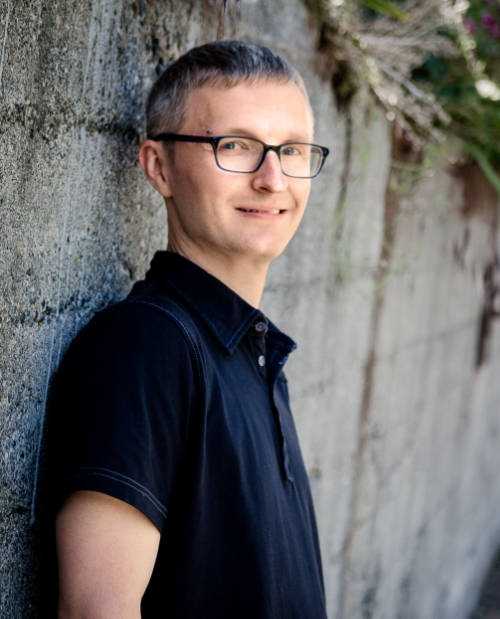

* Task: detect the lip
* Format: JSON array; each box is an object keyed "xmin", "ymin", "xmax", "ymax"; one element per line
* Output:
[{"xmin": 235, "ymin": 207, "xmax": 287, "ymax": 218}]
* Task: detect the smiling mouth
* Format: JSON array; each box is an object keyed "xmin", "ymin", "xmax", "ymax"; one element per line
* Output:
[{"xmin": 236, "ymin": 208, "xmax": 286, "ymax": 214}]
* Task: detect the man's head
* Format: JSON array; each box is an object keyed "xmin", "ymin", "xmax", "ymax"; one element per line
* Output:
[{"xmin": 139, "ymin": 40, "xmax": 326, "ymax": 267}]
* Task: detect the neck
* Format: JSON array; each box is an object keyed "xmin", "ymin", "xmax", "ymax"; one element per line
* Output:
[{"xmin": 167, "ymin": 240, "xmax": 269, "ymax": 309}]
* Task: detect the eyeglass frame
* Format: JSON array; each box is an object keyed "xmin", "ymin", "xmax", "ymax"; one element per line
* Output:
[{"xmin": 147, "ymin": 132, "xmax": 330, "ymax": 179}]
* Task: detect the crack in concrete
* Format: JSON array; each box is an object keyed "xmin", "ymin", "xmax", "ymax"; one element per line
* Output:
[
  {"xmin": 452, "ymin": 161, "xmax": 500, "ymax": 369},
  {"xmin": 0, "ymin": 0, "xmax": 11, "ymax": 93},
  {"xmin": 0, "ymin": 101, "xmax": 139, "ymax": 142},
  {"xmin": 328, "ymin": 106, "xmax": 353, "ymax": 290},
  {"xmin": 459, "ymin": 164, "xmax": 500, "ymax": 370},
  {"xmin": 337, "ymin": 123, "xmax": 400, "ymax": 619},
  {"xmin": 476, "ymin": 253, "xmax": 500, "ymax": 368},
  {"xmin": 216, "ymin": 0, "xmax": 241, "ymax": 39}
]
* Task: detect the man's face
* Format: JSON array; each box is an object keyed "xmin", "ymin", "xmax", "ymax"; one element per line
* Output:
[{"xmin": 160, "ymin": 80, "xmax": 314, "ymax": 264}]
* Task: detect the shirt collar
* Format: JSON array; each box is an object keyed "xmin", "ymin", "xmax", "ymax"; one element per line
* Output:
[{"xmin": 144, "ymin": 250, "xmax": 297, "ymax": 356}]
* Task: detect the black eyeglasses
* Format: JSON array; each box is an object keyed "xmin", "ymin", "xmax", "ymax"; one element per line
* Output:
[{"xmin": 148, "ymin": 133, "xmax": 330, "ymax": 179}]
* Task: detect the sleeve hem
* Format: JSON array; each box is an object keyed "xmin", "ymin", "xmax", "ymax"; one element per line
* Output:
[{"xmin": 62, "ymin": 467, "xmax": 168, "ymax": 533}]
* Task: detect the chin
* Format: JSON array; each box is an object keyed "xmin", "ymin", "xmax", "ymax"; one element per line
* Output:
[
  {"xmin": 231, "ymin": 234, "xmax": 291, "ymax": 261},
  {"xmin": 249, "ymin": 244, "xmax": 288, "ymax": 262}
]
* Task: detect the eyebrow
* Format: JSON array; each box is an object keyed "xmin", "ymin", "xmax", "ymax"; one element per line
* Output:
[{"xmin": 217, "ymin": 128, "xmax": 314, "ymax": 143}]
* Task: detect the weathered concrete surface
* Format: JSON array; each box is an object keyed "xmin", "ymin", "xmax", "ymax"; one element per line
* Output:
[
  {"xmin": 0, "ymin": 1, "xmax": 221, "ymax": 614},
  {"xmin": 238, "ymin": 2, "xmax": 500, "ymax": 618},
  {"xmin": 334, "ymin": 157, "xmax": 500, "ymax": 619},
  {"xmin": 1, "ymin": 0, "xmax": 500, "ymax": 617}
]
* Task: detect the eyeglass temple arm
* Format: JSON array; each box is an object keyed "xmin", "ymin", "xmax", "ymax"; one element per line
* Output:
[{"xmin": 147, "ymin": 133, "xmax": 218, "ymax": 145}]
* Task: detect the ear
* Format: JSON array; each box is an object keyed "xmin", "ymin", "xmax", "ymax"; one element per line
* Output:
[{"xmin": 138, "ymin": 139, "xmax": 173, "ymax": 198}]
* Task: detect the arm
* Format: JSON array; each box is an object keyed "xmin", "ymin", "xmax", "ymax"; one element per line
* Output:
[{"xmin": 56, "ymin": 490, "xmax": 160, "ymax": 619}]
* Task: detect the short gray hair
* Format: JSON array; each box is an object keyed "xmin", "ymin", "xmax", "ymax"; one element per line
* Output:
[{"xmin": 146, "ymin": 39, "xmax": 311, "ymax": 139}]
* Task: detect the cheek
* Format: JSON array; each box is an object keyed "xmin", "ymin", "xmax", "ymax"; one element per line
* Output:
[
  {"xmin": 172, "ymin": 167, "xmax": 210, "ymax": 207},
  {"xmin": 293, "ymin": 182, "xmax": 311, "ymax": 208},
  {"xmin": 172, "ymin": 167, "xmax": 238, "ymax": 226}
]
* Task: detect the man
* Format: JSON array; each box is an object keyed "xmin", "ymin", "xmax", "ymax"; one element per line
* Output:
[{"xmin": 46, "ymin": 39, "xmax": 330, "ymax": 618}]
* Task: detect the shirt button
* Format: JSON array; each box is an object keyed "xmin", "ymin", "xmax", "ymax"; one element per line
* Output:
[
  {"xmin": 258, "ymin": 355, "xmax": 266, "ymax": 367},
  {"xmin": 254, "ymin": 321, "xmax": 267, "ymax": 333}
]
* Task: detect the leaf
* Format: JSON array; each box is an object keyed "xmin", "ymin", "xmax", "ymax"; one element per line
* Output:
[
  {"xmin": 361, "ymin": 0, "xmax": 409, "ymax": 21},
  {"xmin": 463, "ymin": 142, "xmax": 500, "ymax": 194}
]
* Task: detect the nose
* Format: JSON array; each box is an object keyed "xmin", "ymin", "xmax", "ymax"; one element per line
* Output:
[{"xmin": 251, "ymin": 149, "xmax": 288, "ymax": 193}]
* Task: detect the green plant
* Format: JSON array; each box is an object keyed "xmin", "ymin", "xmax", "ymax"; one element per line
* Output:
[{"xmin": 307, "ymin": 0, "xmax": 500, "ymax": 191}]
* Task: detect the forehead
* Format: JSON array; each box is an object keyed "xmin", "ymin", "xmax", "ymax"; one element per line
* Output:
[{"xmin": 181, "ymin": 80, "xmax": 314, "ymax": 142}]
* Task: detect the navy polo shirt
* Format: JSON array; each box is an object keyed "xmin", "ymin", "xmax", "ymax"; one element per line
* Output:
[{"xmin": 43, "ymin": 250, "xmax": 327, "ymax": 618}]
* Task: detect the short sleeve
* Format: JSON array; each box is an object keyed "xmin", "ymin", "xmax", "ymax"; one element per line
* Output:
[{"xmin": 45, "ymin": 300, "xmax": 199, "ymax": 533}]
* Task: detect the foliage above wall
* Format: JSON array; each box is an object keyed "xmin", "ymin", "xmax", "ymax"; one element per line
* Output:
[{"xmin": 306, "ymin": 0, "xmax": 500, "ymax": 191}]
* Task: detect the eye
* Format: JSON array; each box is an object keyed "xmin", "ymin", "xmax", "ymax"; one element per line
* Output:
[
  {"xmin": 282, "ymin": 145, "xmax": 303, "ymax": 156},
  {"xmin": 220, "ymin": 140, "xmax": 249, "ymax": 151}
]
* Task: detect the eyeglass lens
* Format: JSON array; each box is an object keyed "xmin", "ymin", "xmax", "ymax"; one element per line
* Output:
[{"xmin": 215, "ymin": 137, "xmax": 323, "ymax": 177}]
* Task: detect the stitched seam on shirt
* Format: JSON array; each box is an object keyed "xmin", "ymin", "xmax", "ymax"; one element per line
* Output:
[
  {"xmin": 77, "ymin": 466, "xmax": 168, "ymax": 517},
  {"xmin": 125, "ymin": 298, "xmax": 206, "ymax": 384},
  {"xmin": 161, "ymin": 279, "xmax": 225, "ymax": 344},
  {"xmin": 122, "ymin": 297, "xmax": 207, "ymax": 430}
]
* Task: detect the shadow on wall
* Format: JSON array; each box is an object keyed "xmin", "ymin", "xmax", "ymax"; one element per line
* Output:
[
  {"xmin": 31, "ymin": 362, "xmax": 70, "ymax": 618},
  {"xmin": 471, "ymin": 547, "xmax": 500, "ymax": 619}
]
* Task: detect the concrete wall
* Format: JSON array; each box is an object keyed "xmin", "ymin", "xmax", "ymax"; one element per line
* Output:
[{"xmin": 1, "ymin": 1, "xmax": 499, "ymax": 617}]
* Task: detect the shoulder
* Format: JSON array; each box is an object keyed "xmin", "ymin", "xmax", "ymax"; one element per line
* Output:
[
  {"xmin": 59, "ymin": 296, "xmax": 202, "ymax": 380},
  {"xmin": 78, "ymin": 296, "xmax": 194, "ymax": 349}
]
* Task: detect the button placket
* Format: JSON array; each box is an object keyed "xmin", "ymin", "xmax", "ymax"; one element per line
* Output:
[
  {"xmin": 254, "ymin": 320, "xmax": 267, "ymax": 334},
  {"xmin": 270, "ymin": 353, "xmax": 295, "ymax": 484},
  {"xmin": 252, "ymin": 319, "xmax": 268, "ymax": 373},
  {"xmin": 249, "ymin": 323, "xmax": 294, "ymax": 484}
]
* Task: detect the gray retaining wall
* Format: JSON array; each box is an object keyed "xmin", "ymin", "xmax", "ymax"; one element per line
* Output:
[{"xmin": 1, "ymin": 1, "xmax": 499, "ymax": 617}]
